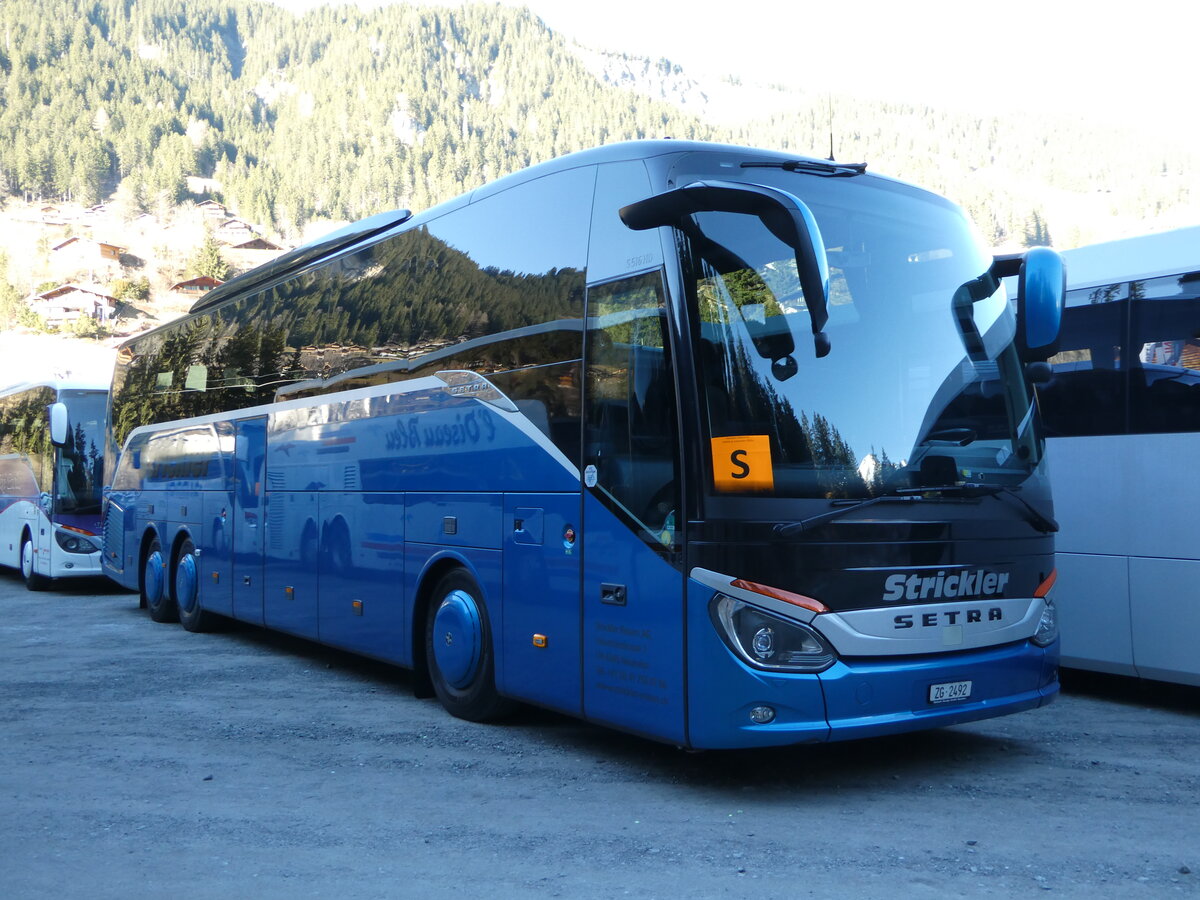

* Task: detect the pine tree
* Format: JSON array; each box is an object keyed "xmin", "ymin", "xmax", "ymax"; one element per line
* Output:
[{"xmin": 189, "ymin": 232, "xmax": 228, "ymax": 281}]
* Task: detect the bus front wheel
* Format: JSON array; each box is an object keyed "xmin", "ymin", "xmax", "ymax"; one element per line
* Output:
[
  {"xmin": 143, "ymin": 537, "xmax": 177, "ymax": 623},
  {"xmin": 20, "ymin": 533, "xmax": 49, "ymax": 592},
  {"xmin": 424, "ymin": 569, "xmax": 513, "ymax": 723}
]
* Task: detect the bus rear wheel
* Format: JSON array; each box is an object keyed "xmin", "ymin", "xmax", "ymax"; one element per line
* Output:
[
  {"xmin": 20, "ymin": 533, "xmax": 49, "ymax": 592},
  {"xmin": 175, "ymin": 538, "xmax": 214, "ymax": 633},
  {"xmin": 424, "ymin": 569, "xmax": 513, "ymax": 723},
  {"xmin": 143, "ymin": 537, "xmax": 177, "ymax": 623}
]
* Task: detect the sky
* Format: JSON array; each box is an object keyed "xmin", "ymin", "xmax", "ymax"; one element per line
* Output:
[{"xmin": 263, "ymin": 0, "xmax": 1200, "ymax": 137}]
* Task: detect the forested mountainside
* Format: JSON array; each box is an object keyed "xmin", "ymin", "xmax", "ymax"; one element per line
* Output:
[{"xmin": 0, "ymin": 0, "xmax": 1195, "ymax": 249}]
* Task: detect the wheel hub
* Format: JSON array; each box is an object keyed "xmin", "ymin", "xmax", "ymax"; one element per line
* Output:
[{"xmin": 431, "ymin": 589, "xmax": 482, "ymax": 689}]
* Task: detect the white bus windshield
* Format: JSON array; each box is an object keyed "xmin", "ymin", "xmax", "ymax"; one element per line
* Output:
[{"xmin": 55, "ymin": 390, "xmax": 106, "ymax": 515}]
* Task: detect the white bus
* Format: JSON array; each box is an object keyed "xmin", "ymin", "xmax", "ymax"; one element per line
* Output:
[
  {"xmin": 1040, "ymin": 225, "xmax": 1200, "ymax": 685},
  {"xmin": 0, "ymin": 380, "xmax": 107, "ymax": 589}
]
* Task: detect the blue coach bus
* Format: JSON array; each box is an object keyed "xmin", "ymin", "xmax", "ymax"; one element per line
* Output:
[
  {"xmin": 0, "ymin": 379, "xmax": 107, "ymax": 589},
  {"xmin": 102, "ymin": 141, "xmax": 1064, "ymax": 748}
]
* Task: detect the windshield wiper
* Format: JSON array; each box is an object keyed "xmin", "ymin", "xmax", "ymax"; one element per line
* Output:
[
  {"xmin": 773, "ymin": 492, "xmax": 956, "ymax": 536},
  {"xmin": 774, "ymin": 482, "xmax": 1058, "ymax": 537},
  {"xmin": 894, "ymin": 482, "xmax": 1057, "ymax": 534},
  {"xmin": 742, "ymin": 160, "xmax": 867, "ymax": 178},
  {"xmin": 958, "ymin": 483, "xmax": 1059, "ymax": 533}
]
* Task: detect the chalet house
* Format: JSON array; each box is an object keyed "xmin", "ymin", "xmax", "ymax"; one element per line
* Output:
[
  {"xmin": 231, "ymin": 237, "xmax": 282, "ymax": 252},
  {"xmin": 27, "ymin": 284, "xmax": 116, "ymax": 328},
  {"xmin": 214, "ymin": 218, "xmax": 257, "ymax": 244},
  {"xmin": 195, "ymin": 199, "xmax": 228, "ymax": 217},
  {"xmin": 51, "ymin": 236, "xmax": 125, "ymax": 269},
  {"xmin": 170, "ymin": 276, "xmax": 224, "ymax": 298}
]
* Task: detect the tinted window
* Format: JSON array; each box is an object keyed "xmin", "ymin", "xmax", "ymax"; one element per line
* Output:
[
  {"xmin": 56, "ymin": 390, "xmax": 106, "ymax": 514},
  {"xmin": 584, "ymin": 271, "xmax": 679, "ymax": 548},
  {"xmin": 1040, "ymin": 283, "xmax": 1128, "ymax": 436},
  {"xmin": 1129, "ymin": 271, "xmax": 1200, "ymax": 434},
  {"xmin": 1040, "ymin": 270, "xmax": 1200, "ymax": 437},
  {"xmin": 109, "ymin": 166, "xmax": 596, "ymax": 464},
  {"xmin": 0, "ymin": 386, "xmax": 55, "ymax": 495}
]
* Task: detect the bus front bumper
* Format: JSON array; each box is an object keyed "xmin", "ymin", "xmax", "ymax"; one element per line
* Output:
[{"xmin": 686, "ymin": 638, "xmax": 1059, "ymax": 749}]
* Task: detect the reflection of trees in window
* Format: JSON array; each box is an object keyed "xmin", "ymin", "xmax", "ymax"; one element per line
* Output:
[
  {"xmin": 585, "ymin": 272, "xmax": 678, "ymax": 543},
  {"xmin": 110, "ymin": 224, "xmax": 585, "ymax": 450},
  {"xmin": 695, "ymin": 259, "xmax": 862, "ymax": 497},
  {"xmin": 0, "ymin": 388, "xmax": 55, "ymax": 496},
  {"xmin": 860, "ymin": 445, "xmax": 900, "ymax": 494},
  {"xmin": 797, "ymin": 410, "xmax": 858, "ymax": 497}
]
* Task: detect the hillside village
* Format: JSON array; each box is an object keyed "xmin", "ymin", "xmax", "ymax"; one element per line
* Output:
[{"xmin": 0, "ymin": 191, "xmax": 292, "ymax": 343}]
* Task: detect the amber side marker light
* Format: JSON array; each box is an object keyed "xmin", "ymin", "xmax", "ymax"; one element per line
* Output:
[
  {"xmin": 730, "ymin": 579, "xmax": 829, "ymax": 614},
  {"xmin": 1034, "ymin": 569, "xmax": 1057, "ymax": 598}
]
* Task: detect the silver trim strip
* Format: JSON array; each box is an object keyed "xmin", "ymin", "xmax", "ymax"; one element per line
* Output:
[{"xmin": 816, "ymin": 597, "xmax": 1043, "ymax": 657}]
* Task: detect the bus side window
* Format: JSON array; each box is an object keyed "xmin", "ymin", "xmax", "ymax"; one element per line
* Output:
[
  {"xmin": 1040, "ymin": 284, "xmax": 1128, "ymax": 437},
  {"xmin": 1129, "ymin": 271, "xmax": 1200, "ymax": 434},
  {"xmin": 585, "ymin": 271, "xmax": 679, "ymax": 545}
]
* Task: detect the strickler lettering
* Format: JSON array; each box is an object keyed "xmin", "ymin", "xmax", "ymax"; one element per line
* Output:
[{"xmin": 882, "ymin": 569, "xmax": 1011, "ymax": 603}]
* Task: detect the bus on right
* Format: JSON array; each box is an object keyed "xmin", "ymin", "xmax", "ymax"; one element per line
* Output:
[{"xmin": 1039, "ymin": 225, "xmax": 1200, "ymax": 685}]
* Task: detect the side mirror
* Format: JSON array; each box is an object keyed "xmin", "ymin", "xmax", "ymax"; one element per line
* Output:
[
  {"xmin": 49, "ymin": 402, "xmax": 69, "ymax": 447},
  {"xmin": 1016, "ymin": 247, "xmax": 1065, "ymax": 360}
]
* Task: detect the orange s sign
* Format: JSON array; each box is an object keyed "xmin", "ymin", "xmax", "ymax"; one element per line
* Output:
[{"xmin": 710, "ymin": 435, "xmax": 774, "ymax": 492}]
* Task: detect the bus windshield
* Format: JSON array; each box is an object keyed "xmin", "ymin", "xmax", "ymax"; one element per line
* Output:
[
  {"xmin": 682, "ymin": 167, "xmax": 1038, "ymax": 500},
  {"xmin": 55, "ymin": 390, "xmax": 106, "ymax": 515}
]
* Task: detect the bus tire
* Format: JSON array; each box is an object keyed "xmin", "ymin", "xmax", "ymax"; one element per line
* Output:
[
  {"xmin": 143, "ymin": 536, "xmax": 177, "ymax": 623},
  {"xmin": 20, "ymin": 533, "xmax": 49, "ymax": 592},
  {"xmin": 174, "ymin": 538, "xmax": 213, "ymax": 633},
  {"xmin": 424, "ymin": 569, "xmax": 513, "ymax": 723}
]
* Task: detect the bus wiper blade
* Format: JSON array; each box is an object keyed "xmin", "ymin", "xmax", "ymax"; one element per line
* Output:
[
  {"xmin": 774, "ymin": 493, "xmax": 931, "ymax": 537},
  {"xmin": 983, "ymin": 485, "xmax": 1059, "ymax": 534},
  {"xmin": 742, "ymin": 160, "xmax": 868, "ymax": 178},
  {"xmin": 922, "ymin": 483, "xmax": 1059, "ymax": 534}
]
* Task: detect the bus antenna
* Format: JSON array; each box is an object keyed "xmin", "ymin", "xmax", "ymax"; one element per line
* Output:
[{"xmin": 827, "ymin": 92, "xmax": 835, "ymax": 161}]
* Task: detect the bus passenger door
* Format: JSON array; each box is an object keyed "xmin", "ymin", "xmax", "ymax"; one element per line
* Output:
[
  {"xmin": 231, "ymin": 416, "xmax": 266, "ymax": 625},
  {"xmin": 580, "ymin": 272, "xmax": 686, "ymax": 744}
]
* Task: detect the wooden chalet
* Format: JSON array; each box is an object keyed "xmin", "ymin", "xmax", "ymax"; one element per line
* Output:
[
  {"xmin": 27, "ymin": 284, "xmax": 116, "ymax": 328},
  {"xmin": 170, "ymin": 276, "xmax": 225, "ymax": 298}
]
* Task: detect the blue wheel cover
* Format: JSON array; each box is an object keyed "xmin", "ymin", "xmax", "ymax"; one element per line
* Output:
[
  {"xmin": 432, "ymin": 589, "xmax": 483, "ymax": 689},
  {"xmin": 175, "ymin": 550, "xmax": 198, "ymax": 614},
  {"xmin": 144, "ymin": 549, "xmax": 165, "ymax": 606}
]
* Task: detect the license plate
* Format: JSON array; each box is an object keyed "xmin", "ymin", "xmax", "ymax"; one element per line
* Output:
[{"xmin": 928, "ymin": 680, "xmax": 972, "ymax": 704}]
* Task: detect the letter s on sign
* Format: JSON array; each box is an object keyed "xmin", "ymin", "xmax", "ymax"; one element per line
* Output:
[
  {"xmin": 710, "ymin": 435, "xmax": 774, "ymax": 492},
  {"xmin": 730, "ymin": 449, "xmax": 750, "ymax": 479}
]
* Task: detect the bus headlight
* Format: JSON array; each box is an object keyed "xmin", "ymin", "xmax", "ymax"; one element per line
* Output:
[
  {"xmin": 1031, "ymin": 600, "xmax": 1059, "ymax": 647},
  {"xmin": 55, "ymin": 529, "xmax": 99, "ymax": 554},
  {"xmin": 710, "ymin": 594, "xmax": 836, "ymax": 673}
]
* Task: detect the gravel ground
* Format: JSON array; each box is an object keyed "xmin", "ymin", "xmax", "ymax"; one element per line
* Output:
[{"xmin": 1, "ymin": 572, "xmax": 1197, "ymax": 899}]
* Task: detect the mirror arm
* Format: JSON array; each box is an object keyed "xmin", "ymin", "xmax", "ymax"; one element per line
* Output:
[
  {"xmin": 951, "ymin": 270, "xmax": 1000, "ymax": 362},
  {"xmin": 621, "ymin": 180, "xmax": 832, "ymax": 357}
]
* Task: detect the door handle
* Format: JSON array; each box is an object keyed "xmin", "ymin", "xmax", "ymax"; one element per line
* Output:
[{"xmin": 601, "ymin": 583, "xmax": 627, "ymax": 606}]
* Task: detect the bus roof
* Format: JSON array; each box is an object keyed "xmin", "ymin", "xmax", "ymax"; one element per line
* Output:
[
  {"xmin": 0, "ymin": 379, "xmax": 108, "ymax": 399},
  {"xmin": 1062, "ymin": 225, "xmax": 1200, "ymax": 290}
]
